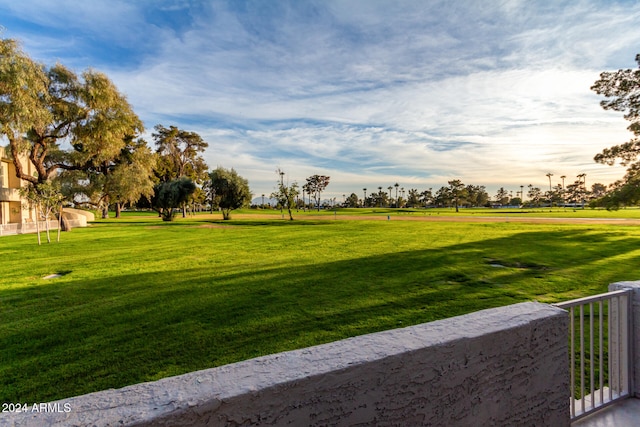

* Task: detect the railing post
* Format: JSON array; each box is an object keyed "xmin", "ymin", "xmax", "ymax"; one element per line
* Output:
[
  {"xmin": 609, "ymin": 294, "xmax": 629, "ymax": 397},
  {"xmin": 609, "ymin": 281, "xmax": 638, "ymax": 397}
]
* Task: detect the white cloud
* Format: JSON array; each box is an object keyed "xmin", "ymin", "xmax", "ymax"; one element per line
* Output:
[{"xmin": 2, "ymin": 0, "xmax": 640, "ymax": 198}]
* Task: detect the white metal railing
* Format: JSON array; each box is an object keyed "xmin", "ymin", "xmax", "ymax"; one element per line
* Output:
[
  {"xmin": 0, "ymin": 223, "xmax": 19, "ymax": 235},
  {"xmin": 0, "ymin": 219, "xmax": 87, "ymax": 236},
  {"xmin": 554, "ymin": 289, "xmax": 633, "ymax": 421},
  {"xmin": 0, "ymin": 220, "xmax": 60, "ymax": 236}
]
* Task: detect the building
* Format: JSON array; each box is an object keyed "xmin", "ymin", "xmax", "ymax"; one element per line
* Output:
[{"xmin": 0, "ymin": 145, "xmax": 36, "ymax": 225}]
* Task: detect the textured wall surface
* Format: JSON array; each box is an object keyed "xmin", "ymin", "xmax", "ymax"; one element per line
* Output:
[
  {"xmin": 609, "ymin": 280, "xmax": 640, "ymax": 398},
  {"xmin": 4, "ymin": 302, "xmax": 569, "ymax": 427}
]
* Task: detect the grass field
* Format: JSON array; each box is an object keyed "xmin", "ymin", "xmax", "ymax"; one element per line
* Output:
[
  {"xmin": 245, "ymin": 206, "xmax": 640, "ymax": 219},
  {"xmin": 2, "ymin": 210, "xmax": 640, "ymax": 402}
]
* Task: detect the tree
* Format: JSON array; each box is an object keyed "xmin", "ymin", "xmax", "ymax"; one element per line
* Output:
[
  {"xmin": 101, "ymin": 142, "xmax": 156, "ymax": 218},
  {"xmin": 591, "ymin": 183, "xmax": 607, "ymax": 199},
  {"xmin": 305, "ymin": 175, "xmax": 330, "ymax": 211},
  {"xmin": 433, "ymin": 187, "xmax": 451, "ymax": 208},
  {"xmin": 370, "ymin": 190, "xmax": 388, "ymax": 208},
  {"xmin": 420, "ymin": 188, "xmax": 433, "ymax": 207},
  {"xmin": 526, "ymin": 185, "xmax": 543, "ymax": 207},
  {"xmin": 394, "ymin": 182, "xmax": 399, "ymax": 207},
  {"xmin": 595, "ymin": 174, "xmax": 640, "ymax": 209},
  {"xmin": 302, "ymin": 183, "xmax": 311, "ymax": 210},
  {"xmin": 209, "ymin": 167, "xmax": 252, "ymax": 220},
  {"xmin": 465, "ymin": 185, "xmax": 488, "ymax": 207},
  {"xmin": 153, "ymin": 125, "xmax": 209, "ymax": 217},
  {"xmin": 62, "ymin": 137, "xmax": 156, "ymax": 218},
  {"xmin": 345, "ymin": 193, "xmax": 359, "ymax": 208},
  {"xmin": 548, "ymin": 184, "xmax": 564, "ymax": 207},
  {"xmin": 271, "ymin": 168, "xmax": 299, "ymax": 220},
  {"xmin": 189, "ymin": 186, "xmax": 207, "ymax": 214},
  {"xmin": 19, "ymin": 181, "xmax": 64, "ymax": 245},
  {"xmin": 495, "ymin": 187, "xmax": 509, "ymax": 205},
  {"xmin": 152, "ymin": 178, "xmax": 196, "ymax": 221},
  {"xmin": 586, "ymin": 182, "xmax": 610, "ymax": 208},
  {"xmin": 406, "ymin": 189, "xmax": 421, "ymax": 207},
  {"xmin": 153, "ymin": 125, "xmax": 209, "ymax": 181},
  {"xmin": 448, "ymin": 180, "xmax": 466, "ymax": 212},
  {"xmin": 591, "ymin": 54, "xmax": 640, "ymax": 207},
  {"xmin": 0, "ymin": 39, "xmax": 143, "ymax": 188}
]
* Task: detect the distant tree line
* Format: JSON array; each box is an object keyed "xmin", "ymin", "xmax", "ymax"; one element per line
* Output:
[{"xmin": 318, "ymin": 175, "xmax": 613, "ymax": 210}]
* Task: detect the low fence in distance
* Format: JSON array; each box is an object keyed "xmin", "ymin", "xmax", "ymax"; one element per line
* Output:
[{"xmin": 0, "ymin": 219, "xmax": 86, "ymax": 236}]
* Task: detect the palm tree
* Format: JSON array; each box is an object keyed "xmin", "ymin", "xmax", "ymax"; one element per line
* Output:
[
  {"xmin": 577, "ymin": 173, "xmax": 586, "ymax": 189},
  {"xmin": 303, "ymin": 183, "xmax": 311, "ymax": 211},
  {"xmin": 387, "ymin": 186, "xmax": 393, "ymax": 207},
  {"xmin": 378, "ymin": 186, "xmax": 383, "ymax": 207},
  {"xmin": 394, "ymin": 183, "xmax": 399, "ymax": 207},
  {"xmin": 363, "ymin": 188, "xmax": 367, "ymax": 207},
  {"xmin": 546, "ymin": 173, "xmax": 553, "ymax": 207}
]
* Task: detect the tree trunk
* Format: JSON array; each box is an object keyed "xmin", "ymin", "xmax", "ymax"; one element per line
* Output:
[
  {"xmin": 115, "ymin": 202, "xmax": 122, "ymax": 218},
  {"xmin": 161, "ymin": 209, "xmax": 174, "ymax": 221},
  {"xmin": 35, "ymin": 203, "xmax": 41, "ymax": 246},
  {"xmin": 45, "ymin": 213, "xmax": 51, "ymax": 243},
  {"xmin": 57, "ymin": 204, "xmax": 62, "ymax": 242}
]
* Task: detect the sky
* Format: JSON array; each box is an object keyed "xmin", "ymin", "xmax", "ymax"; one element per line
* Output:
[{"xmin": 2, "ymin": 0, "xmax": 640, "ymax": 201}]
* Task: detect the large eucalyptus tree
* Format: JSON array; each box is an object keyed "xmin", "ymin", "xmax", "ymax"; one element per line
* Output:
[{"xmin": 0, "ymin": 38, "xmax": 148, "ymax": 218}]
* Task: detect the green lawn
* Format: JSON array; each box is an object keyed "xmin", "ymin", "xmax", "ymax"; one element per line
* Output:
[
  {"xmin": 2, "ymin": 214, "xmax": 640, "ymax": 402},
  {"xmin": 217, "ymin": 205, "xmax": 640, "ymax": 219}
]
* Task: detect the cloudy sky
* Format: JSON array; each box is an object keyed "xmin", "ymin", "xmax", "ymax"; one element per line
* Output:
[{"xmin": 1, "ymin": 0, "xmax": 639, "ymax": 199}]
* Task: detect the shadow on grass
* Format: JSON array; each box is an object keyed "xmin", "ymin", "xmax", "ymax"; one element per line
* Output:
[{"xmin": 1, "ymin": 228, "xmax": 639, "ymax": 402}]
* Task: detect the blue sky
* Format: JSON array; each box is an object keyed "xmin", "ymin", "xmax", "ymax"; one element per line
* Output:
[{"xmin": 2, "ymin": 0, "xmax": 640, "ymax": 200}]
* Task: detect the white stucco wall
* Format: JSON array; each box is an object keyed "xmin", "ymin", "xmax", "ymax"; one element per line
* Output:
[
  {"xmin": 4, "ymin": 301, "xmax": 569, "ymax": 426},
  {"xmin": 61, "ymin": 208, "xmax": 95, "ymax": 226}
]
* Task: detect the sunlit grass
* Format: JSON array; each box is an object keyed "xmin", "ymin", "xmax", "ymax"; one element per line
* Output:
[
  {"xmin": 205, "ymin": 205, "xmax": 640, "ymax": 219},
  {"xmin": 2, "ymin": 215, "xmax": 640, "ymax": 402}
]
